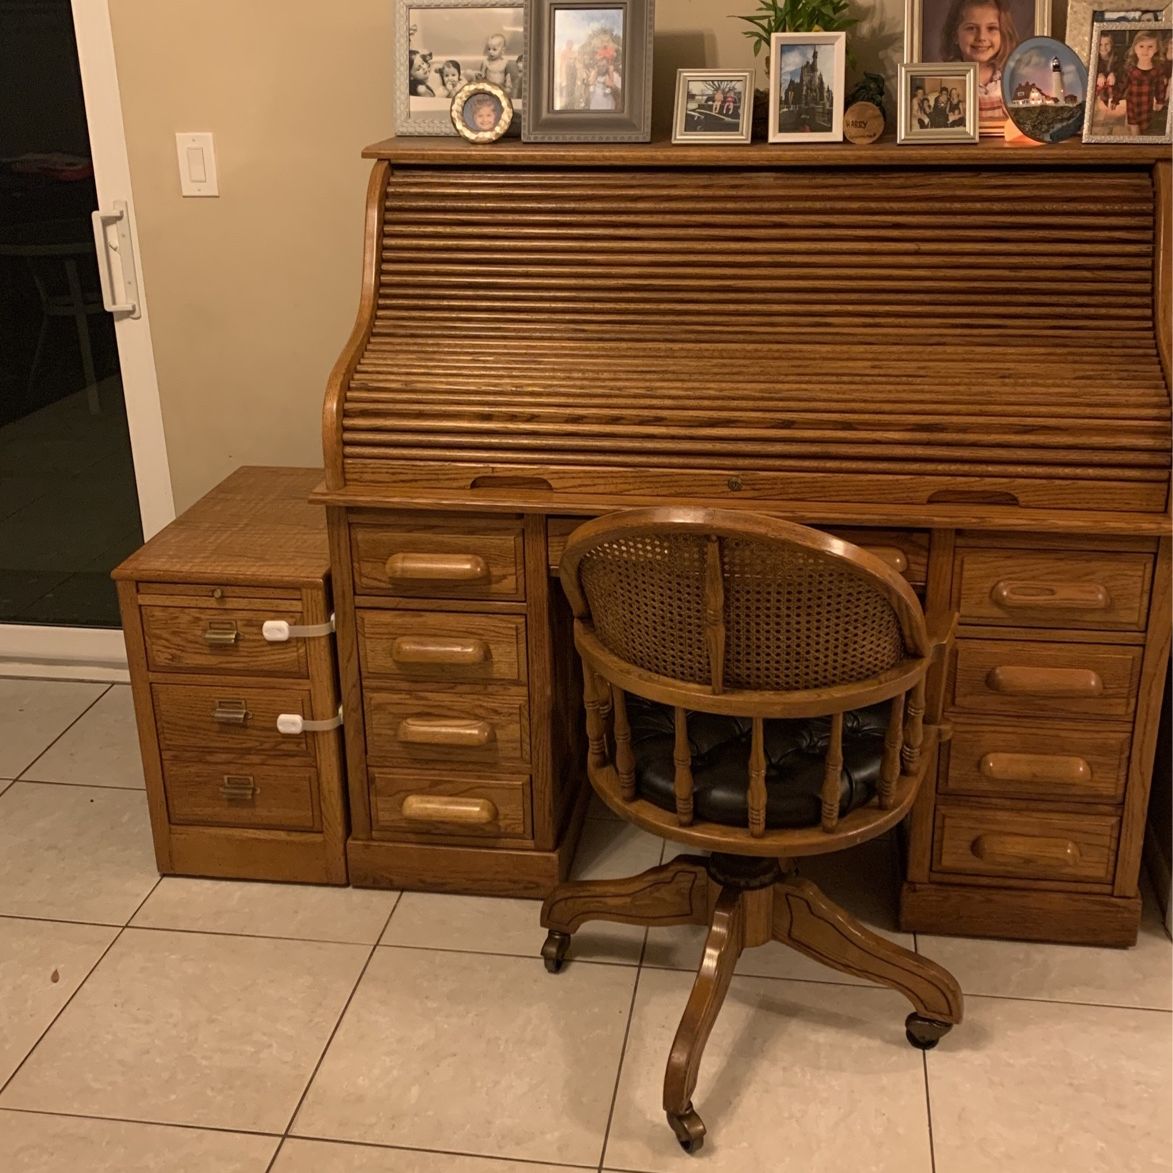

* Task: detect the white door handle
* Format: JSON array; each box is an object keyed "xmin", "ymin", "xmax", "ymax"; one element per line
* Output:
[{"xmin": 91, "ymin": 201, "xmax": 140, "ymax": 318}]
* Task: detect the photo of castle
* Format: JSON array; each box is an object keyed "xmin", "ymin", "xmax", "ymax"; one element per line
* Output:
[{"xmin": 776, "ymin": 42, "xmax": 835, "ymax": 133}]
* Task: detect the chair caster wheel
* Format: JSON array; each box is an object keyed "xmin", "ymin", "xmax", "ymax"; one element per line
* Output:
[
  {"xmin": 541, "ymin": 930, "xmax": 570, "ymax": 973},
  {"xmin": 667, "ymin": 1105, "xmax": 706, "ymax": 1153},
  {"xmin": 905, "ymin": 1013, "xmax": 953, "ymax": 1050}
]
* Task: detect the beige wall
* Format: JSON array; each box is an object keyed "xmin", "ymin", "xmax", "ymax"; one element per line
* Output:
[{"xmin": 110, "ymin": 0, "xmax": 1063, "ymax": 512}]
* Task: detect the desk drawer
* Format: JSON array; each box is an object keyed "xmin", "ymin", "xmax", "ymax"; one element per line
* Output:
[
  {"xmin": 365, "ymin": 688, "xmax": 529, "ymax": 767},
  {"xmin": 934, "ymin": 806, "xmax": 1119, "ymax": 884},
  {"xmin": 956, "ymin": 549, "xmax": 1152, "ymax": 631},
  {"xmin": 164, "ymin": 761, "xmax": 318, "ymax": 831},
  {"xmin": 152, "ymin": 683, "xmax": 315, "ymax": 762},
  {"xmin": 371, "ymin": 770, "xmax": 530, "ymax": 838},
  {"xmin": 351, "ymin": 517, "xmax": 524, "ymax": 600},
  {"xmin": 942, "ymin": 720, "xmax": 1129, "ymax": 803},
  {"xmin": 951, "ymin": 639, "xmax": 1142, "ymax": 719},
  {"xmin": 142, "ymin": 605, "xmax": 308, "ymax": 677},
  {"xmin": 358, "ymin": 611, "xmax": 527, "ymax": 685}
]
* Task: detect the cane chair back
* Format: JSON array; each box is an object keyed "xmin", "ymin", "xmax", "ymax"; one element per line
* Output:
[{"xmin": 559, "ymin": 508, "xmax": 954, "ymax": 856}]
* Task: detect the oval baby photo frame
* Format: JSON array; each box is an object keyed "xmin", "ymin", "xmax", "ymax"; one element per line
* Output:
[
  {"xmin": 1002, "ymin": 36, "xmax": 1088, "ymax": 142},
  {"xmin": 451, "ymin": 80, "xmax": 513, "ymax": 142}
]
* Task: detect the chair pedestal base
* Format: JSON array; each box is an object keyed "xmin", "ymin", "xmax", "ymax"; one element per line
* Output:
[{"xmin": 540, "ymin": 853, "xmax": 963, "ymax": 1154}]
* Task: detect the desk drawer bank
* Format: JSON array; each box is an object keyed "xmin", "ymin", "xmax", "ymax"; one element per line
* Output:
[
  {"xmin": 114, "ymin": 466, "xmax": 348, "ymax": 884},
  {"xmin": 319, "ymin": 137, "xmax": 1170, "ymax": 941}
]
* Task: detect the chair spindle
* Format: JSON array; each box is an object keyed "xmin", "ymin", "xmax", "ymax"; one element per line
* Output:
[
  {"xmin": 613, "ymin": 687, "xmax": 636, "ymax": 801},
  {"xmin": 703, "ymin": 535, "xmax": 726, "ymax": 694},
  {"xmin": 879, "ymin": 692, "xmax": 905, "ymax": 809},
  {"xmin": 673, "ymin": 706, "xmax": 695, "ymax": 825},
  {"xmin": 583, "ymin": 661, "xmax": 608, "ymax": 771},
  {"xmin": 902, "ymin": 677, "xmax": 926, "ymax": 771},
  {"xmin": 748, "ymin": 716, "xmax": 766, "ymax": 837},
  {"xmin": 820, "ymin": 711, "xmax": 844, "ymax": 832}
]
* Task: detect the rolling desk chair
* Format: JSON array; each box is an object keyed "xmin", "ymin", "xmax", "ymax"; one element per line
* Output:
[{"xmin": 540, "ymin": 507, "xmax": 964, "ymax": 1153}]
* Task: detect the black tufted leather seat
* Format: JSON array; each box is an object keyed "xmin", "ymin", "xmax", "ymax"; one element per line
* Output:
[{"xmin": 626, "ymin": 694, "xmax": 888, "ymax": 829}]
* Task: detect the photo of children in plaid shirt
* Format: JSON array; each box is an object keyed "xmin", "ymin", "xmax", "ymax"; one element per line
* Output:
[{"xmin": 1084, "ymin": 21, "xmax": 1171, "ymax": 139}]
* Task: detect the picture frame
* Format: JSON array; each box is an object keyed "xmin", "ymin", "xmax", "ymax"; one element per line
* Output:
[
  {"xmin": 395, "ymin": 0, "xmax": 525, "ymax": 136},
  {"xmin": 523, "ymin": 0, "xmax": 655, "ymax": 141},
  {"xmin": 1064, "ymin": 0, "xmax": 1171, "ymax": 65},
  {"xmin": 768, "ymin": 32, "xmax": 846, "ymax": 143},
  {"xmin": 897, "ymin": 62, "xmax": 980, "ymax": 141},
  {"xmin": 451, "ymin": 80, "xmax": 514, "ymax": 141},
  {"xmin": 671, "ymin": 69, "xmax": 755, "ymax": 143},
  {"xmin": 903, "ymin": 0, "xmax": 1050, "ymax": 133},
  {"xmin": 1082, "ymin": 19, "xmax": 1173, "ymax": 141}
]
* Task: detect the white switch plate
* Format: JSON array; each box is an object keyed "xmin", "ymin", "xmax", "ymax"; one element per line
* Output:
[{"xmin": 176, "ymin": 132, "xmax": 218, "ymax": 197}]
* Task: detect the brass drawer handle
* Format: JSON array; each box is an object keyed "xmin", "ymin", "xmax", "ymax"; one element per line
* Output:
[
  {"xmin": 390, "ymin": 636, "xmax": 490, "ymax": 666},
  {"xmin": 397, "ymin": 717, "xmax": 493, "ymax": 747},
  {"xmin": 979, "ymin": 752, "xmax": 1092, "ymax": 786},
  {"xmin": 991, "ymin": 580, "xmax": 1110, "ymax": 610},
  {"xmin": 385, "ymin": 552, "xmax": 489, "ymax": 583},
  {"xmin": 986, "ymin": 666, "xmax": 1104, "ymax": 698},
  {"xmin": 972, "ymin": 832, "xmax": 1081, "ymax": 869},
  {"xmin": 220, "ymin": 774, "xmax": 258, "ymax": 801},
  {"xmin": 401, "ymin": 794, "xmax": 498, "ymax": 825},
  {"xmin": 204, "ymin": 620, "xmax": 240, "ymax": 646},
  {"xmin": 212, "ymin": 699, "xmax": 251, "ymax": 725},
  {"xmin": 862, "ymin": 545, "xmax": 908, "ymax": 574}
]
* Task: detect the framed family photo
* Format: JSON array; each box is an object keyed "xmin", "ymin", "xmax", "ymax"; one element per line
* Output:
[
  {"xmin": 672, "ymin": 69, "xmax": 755, "ymax": 143},
  {"xmin": 904, "ymin": 0, "xmax": 1050, "ymax": 132},
  {"xmin": 1082, "ymin": 19, "xmax": 1172, "ymax": 141},
  {"xmin": 768, "ymin": 32, "xmax": 846, "ymax": 142},
  {"xmin": 897, "ymin": 62, "xmax": 980, "ymax": 141},
  {"xmin": 1064, "ymin": 0, "xmax": 1171, "ymax": 65},
  {"xmin": 395, "ymin": 0, "xmax": 524, "ymax": 136},
  {"xmin": 523, "ymin": 0, "xmax": 655, "ymax": 141}
]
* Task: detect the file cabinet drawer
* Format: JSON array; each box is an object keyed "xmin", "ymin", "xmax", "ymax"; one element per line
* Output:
[
  {"xmin": 371, "ymin": 770, "xmax": 531, "ymax": 839},
  {"xmin": 358, "ymin": 610, "xmax": 527, "ymax": 685},
  {"xmin": 142, "ymin": 604, "xmax": 308, "ymax": 677},
  {"xmin": 164, "ymin": 761, "xmax": 319, "ymax": 831}
]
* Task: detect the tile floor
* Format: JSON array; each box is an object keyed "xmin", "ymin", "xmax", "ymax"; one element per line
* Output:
[{"xmin": 0, "ymin": 677, "xmax": 1170, "ymax": 1172}]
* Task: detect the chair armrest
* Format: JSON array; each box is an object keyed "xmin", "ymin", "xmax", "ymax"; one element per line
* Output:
[{"xmin": 926, "ymin": 611, "xmax": 959, "ymax": 659}]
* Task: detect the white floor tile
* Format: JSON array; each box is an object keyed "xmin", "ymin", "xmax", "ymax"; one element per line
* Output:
[{"xmin": 0, "ymin": 680, "xmax": 105, "ymax": 778}]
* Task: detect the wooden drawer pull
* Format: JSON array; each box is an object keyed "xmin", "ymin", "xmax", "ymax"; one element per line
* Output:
[
  {"xmin": 203, "ymin": 620, "xmax": 239, "ymax": 646},
  {"xmin": 972, "ymin": 832, "xmax": 1081, "ymax": 869},
  {"xmin": 212, "ymin": 699, "xmax": 250, "ymax": 725},
  {"xmin": 397, "ymin": 717, "xmax": 494, "ymax": 747},
  {"xmin": 384, "ymin": 553, "xmax": 489, "ymax": 583},
  {"xmin": 862, "ymin": 545, "xmax": 907, "ymax": 574},
  {"xmin": 219, "ymin": 774, "xmax": 257, "ymax": 801},
  {"xmin": 401, "ymin": 794, "xmax": 498, "ymax": 825},
  {"xmin": 986, "ymin": 666, "xmax": 1104, "ymax": 698},
  {"xmin": 979, "ymin": 752, "xmax": 1092, "ymax": 786},
  {"xmin": 991, "ymin": 580, "xmax": 1110, "ymax": 610},
  {"xmin": 390, "ymin": 636, "xmax": 489, "ymax": 666}
]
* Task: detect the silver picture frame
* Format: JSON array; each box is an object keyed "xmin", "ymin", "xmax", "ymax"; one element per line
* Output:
[
  {"xmin": 1065, "ymin": 0, "xmax": 1171, "ymax": 65},
  {"xmin": 897, "ymin": 62, "xmax": 980, "ymax": 141},
  {"xmin": 671, "ymin": 69, "xmax": 755, "ymax": 143},
  {"xmin": 1082, "ymin": 19, "xmax": 1173, "ymax": 141},
  {"xmin": 395, "ymin": 0, "xmax": 525, "ymax": 136},
  {"xmin": 523, "ymin": 0, "xmax": 655, "ymax": 141}
]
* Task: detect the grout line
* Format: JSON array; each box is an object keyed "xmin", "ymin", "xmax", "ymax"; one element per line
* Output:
[
  {"xmin": 11, "ymin": 681, "xmax": 114, "ymax": 780},
  {"xmin": 964, "ymin": 990, "xmax": 1173, "ymax": 1014},
  {"xmin": 279, "ymin": 891, "xmax": 402, "ymax": 1137},
  {"xmin": 0, "ymin": 1103, "xmax": 283, "ymax": 1141},
  {"xmin": 0, "ymin": 874, "xmax": 160, "ymax": 1100},
  {"xmin": 922, "ymin": 1050, "xmax": 938, "ymax": 1173},
  {"xmin": 263, "ymin": 1134, "xmax": 287, "ymax": 1173},
  {"xmin": 13, "ymin": 777, "xmax": 147, "ymax": 793},
  {"xmin": 375, "ymin": 939, "xmax": 642, "ymax": 970},
  {"xmin": 275, "ymin": 1132, "xmax": 598, "ymax": 1169}
]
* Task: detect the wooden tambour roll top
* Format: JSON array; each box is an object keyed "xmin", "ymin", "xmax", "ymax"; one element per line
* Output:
[{"xmin": 324, "ymin": 139, "xmax": 1171, "ymax": 519}]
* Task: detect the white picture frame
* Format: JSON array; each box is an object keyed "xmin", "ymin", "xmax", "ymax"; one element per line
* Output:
[
  {"xmin": 767, "ymin": 32, "xmax": 846, "ymax": 143},
  {"xmin": 671, "ymin": 69, "xmax": 755, "ymax": 143}
]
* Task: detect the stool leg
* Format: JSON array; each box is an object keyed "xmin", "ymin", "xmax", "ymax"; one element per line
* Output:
[
  {"xmin": 662, "ymin": 886, "xmax": 744, "ymax": 1154},
  {"xmin": 540, "ymin": 856, "xmax": 709, "ymax": 973},
  {"xmin": 772, "ymin": 874, "xmax": 963, "ymax": 1044}
]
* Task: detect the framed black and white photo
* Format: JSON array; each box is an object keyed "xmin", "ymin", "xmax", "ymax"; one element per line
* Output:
[
  {"xmin": 1083, "ymin": 19, "xmax": 1172, "ymax": 141},
  {"xmin": 897, "ymin": 62, "xmax": 980, "ymax": 141},
  {"xmin": 1064, "ymin": 1, "xmax": 1171, "ymax": 65},
  {"xmin": 395, "ymin": 0, "xmax": 524, "ymax": 136},
  {"xmin": 523, "ymin": 0, "xmax": 654, "ymax": 141},
  {"xmin": 672, "ymin": 69, "xmax": 754, "ymax": 143},
  {"xmin": 451, "ymin": 80, "xmax": 514, "ymax": 141},
  {"xmin": 904, "ymin": 0, "xmax": 1050, "ymax": 133},
  {"xmin": 768, "ymin": 32, "xmax": 846, "ymax": 142}
]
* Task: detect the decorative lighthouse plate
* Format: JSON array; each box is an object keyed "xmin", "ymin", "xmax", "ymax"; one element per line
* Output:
[{"xmin": 1002, "ymin": 37, "xmax": 1089, "ymax": 143}]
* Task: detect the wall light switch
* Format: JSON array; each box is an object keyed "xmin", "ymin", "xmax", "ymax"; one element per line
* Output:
[{"xmin": 176, "ymin": 132, "xmax": 218, "ymax": 196}]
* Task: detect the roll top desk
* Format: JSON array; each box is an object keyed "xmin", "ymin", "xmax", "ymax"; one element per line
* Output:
[{"xmin": 318, "ymin": 137, "xmax": 1170, "ymax": 945}]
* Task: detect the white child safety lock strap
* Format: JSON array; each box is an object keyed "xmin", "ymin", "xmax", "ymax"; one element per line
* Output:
[
  {"xmin": 262, "ymin": 614, "xmax": 336, "ymax": 643},
  {"xmin": 276, "ymin": 705, "xmax": 344, "ymax": 735}
]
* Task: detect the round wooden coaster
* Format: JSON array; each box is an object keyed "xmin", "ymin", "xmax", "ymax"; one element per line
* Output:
[{"xmin": 844, "ymin": 101, "xmax": 884, "ymax": 144}]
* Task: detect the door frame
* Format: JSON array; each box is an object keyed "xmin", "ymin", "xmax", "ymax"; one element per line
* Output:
[{"xmin": 0, "ymin": 0, "xmax": 174, "ymax": 682}]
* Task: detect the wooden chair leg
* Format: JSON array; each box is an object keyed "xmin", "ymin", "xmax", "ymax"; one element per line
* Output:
[
  {"xmin": 662, "ymin": 886, "xmax": 744, "ymax": 1154},
  {"xmin": 540, "ymin": 855, "xmax": 710, "ymax": 973},
  {"xmin": 773, "ymin": 874, "xmax": 963, "ymax": 1047}
]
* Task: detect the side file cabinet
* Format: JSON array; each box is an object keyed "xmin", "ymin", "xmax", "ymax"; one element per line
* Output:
[{"xmin": 113, "ymin": 466, "xmax": 348, "ymax": 884}]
